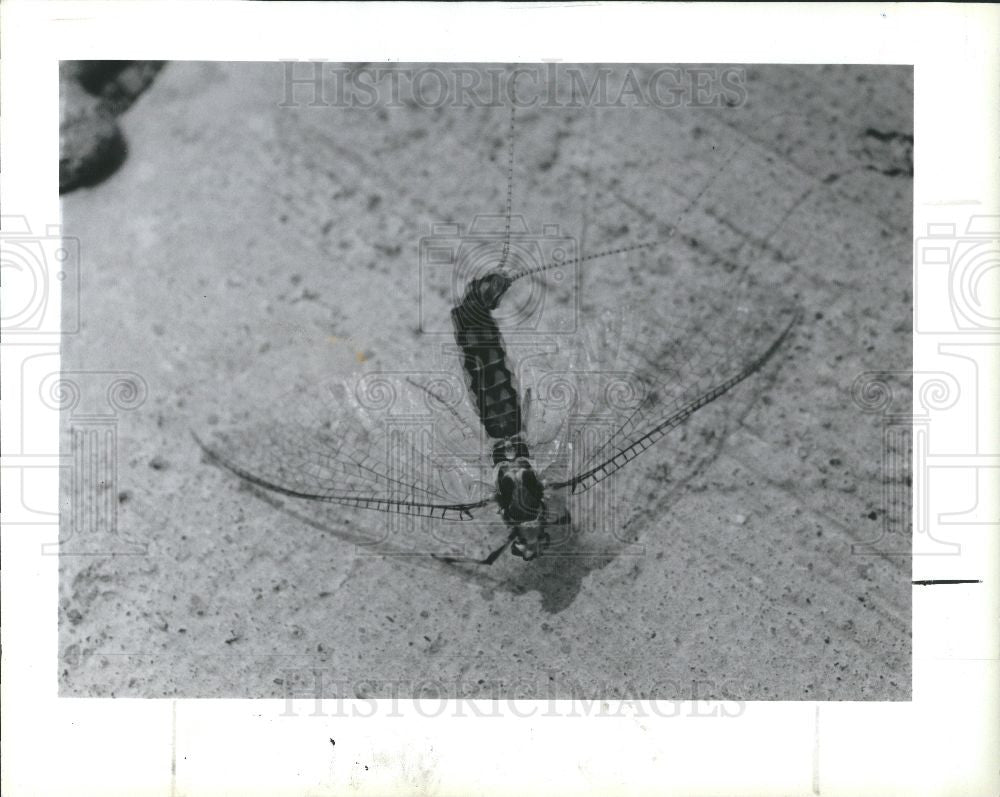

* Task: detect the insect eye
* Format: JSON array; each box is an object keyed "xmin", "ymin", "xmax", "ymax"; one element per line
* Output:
[{"xmin": 476, "ymin": 273, "xmax": 511, "ymax": 309}]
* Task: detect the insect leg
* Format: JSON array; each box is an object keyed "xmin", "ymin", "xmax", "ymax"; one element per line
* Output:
[{"xmin": 433, "ymin": 533, "xmax": 515, "ymax": 566}]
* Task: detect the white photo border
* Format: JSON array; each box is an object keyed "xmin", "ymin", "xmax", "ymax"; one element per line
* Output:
[{"xmin": 1, "ymin": 2, "xmax": 997, "ymax": 795}]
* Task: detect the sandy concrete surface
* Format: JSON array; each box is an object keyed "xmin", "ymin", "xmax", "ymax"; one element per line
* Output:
[{"xmin": 59, "ymin": 63, "xmax": 912, "ymax": 699}]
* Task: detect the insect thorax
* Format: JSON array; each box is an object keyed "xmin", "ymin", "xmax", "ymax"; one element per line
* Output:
[{"xmin": 492, "ymin": 437, "xmax": 543, "ymax": 523}]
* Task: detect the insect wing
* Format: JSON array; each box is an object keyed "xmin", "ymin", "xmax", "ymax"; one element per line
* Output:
[
  {"xmin": 545, "ymin": 284, "xmax": 800, "ymax": 494},
  {"xmin": 199, "ymin": 370, "xmax": 495, "ymax": 520},
  {"xmin": 507, "ymin": 305, "xmax": 634, "ymax": 486}
]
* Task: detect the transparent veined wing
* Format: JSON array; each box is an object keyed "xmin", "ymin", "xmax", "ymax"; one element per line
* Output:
[
  {"xmin": 197, "ymin": 367, "xmax": 499, "ymax": 520},
  {"xmin": 504, "ymin": 268, "xmax": 800, "ymax": 496},
  {"xmin": 552, "ymin": 305, "xmax": 799, "ymax": 494}
]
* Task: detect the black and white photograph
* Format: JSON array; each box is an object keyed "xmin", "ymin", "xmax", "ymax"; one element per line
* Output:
[
  {"xmin": 57, "ymin": 61, "xmax": 912, "ymax": 700},
  {"xmin": 3, "ymin": 4, "xmax": 998, "ymax": 796}
]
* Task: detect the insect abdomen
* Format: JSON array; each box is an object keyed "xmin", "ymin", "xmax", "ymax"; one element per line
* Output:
[{"xmin": 451, "ymin": 285, "xmax": 522, "ymax": 441}]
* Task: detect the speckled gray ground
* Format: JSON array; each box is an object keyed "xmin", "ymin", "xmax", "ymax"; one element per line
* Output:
[{"xmin": 59, "ymin": 63, "xmax": 912, "ymax": 699}]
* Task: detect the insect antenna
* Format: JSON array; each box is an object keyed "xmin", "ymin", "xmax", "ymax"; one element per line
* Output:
[
  {"xmin": 506, "ymin": 119, "xmax": 767, "ymax": 286},
  {"xmin": 496, "ymin": 104, "xmax": 517, "ymax": 273},
  {"xmin": 508, "ymin": 239, "xmax": 663, "ymax": 284}
]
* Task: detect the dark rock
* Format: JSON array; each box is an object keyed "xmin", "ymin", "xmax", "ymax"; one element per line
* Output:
[{"xmin": 59, "ymin": 61, "xmax": 165, "ymax": 193}]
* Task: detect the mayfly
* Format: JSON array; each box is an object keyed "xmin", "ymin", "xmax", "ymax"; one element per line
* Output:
[{"xmin": 197, "ymin": 105, "xmax": 799, "ymax": 565}]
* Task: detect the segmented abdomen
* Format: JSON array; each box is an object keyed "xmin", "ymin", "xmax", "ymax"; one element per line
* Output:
[{"xmin": 451, "ymin": 282, "xmax": 522, "ymax": 441}]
